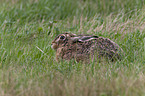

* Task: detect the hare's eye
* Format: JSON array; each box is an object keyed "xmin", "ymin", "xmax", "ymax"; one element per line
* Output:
[{"xmin": 60, "ymin": 36, "xmax": 65, "ymax": 39}]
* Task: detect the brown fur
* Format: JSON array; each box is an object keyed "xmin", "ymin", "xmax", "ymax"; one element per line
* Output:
[{"xmin": 51, "ymin": 33, "xmax": 124, "ymax": 63}]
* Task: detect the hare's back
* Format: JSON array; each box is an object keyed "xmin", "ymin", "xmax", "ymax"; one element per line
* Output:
[{"xmin": 94, "ymin": 37, "xmax": 120, "ymax": 51}]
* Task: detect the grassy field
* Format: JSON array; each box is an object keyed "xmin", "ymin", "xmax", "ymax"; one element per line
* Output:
[{"xmin": 0, "ymin": 0, "xmax": 145, "ymax": 96}]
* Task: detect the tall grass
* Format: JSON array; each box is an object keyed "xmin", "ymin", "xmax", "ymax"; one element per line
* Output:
[
  {"xmin": 0, "ymin": 0, "xmax": 145, "ymax": 96},
  {"xmin": 0, "ymin": 0, "xmax": 145, "ymax": 21}
]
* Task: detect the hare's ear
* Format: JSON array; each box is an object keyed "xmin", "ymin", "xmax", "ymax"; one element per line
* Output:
[
  {"xmin": 70, "ymin": 35, "xmax": 99, "ymax": 43},
  {"xmin": 80, "ymin": 35, "xmax": 99, "ymax": 41},
  {"xmin": 70, "ymin": 37, "xmax": 83, "ymax": 43}
]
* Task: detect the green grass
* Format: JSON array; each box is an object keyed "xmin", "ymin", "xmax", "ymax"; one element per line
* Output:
[{"xmin": 0, "ymin": 0, "xmax": 145, "ymax": 96}]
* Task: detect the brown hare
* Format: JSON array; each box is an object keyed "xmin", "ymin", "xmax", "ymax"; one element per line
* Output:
[{"xmin": 51, "ymin": 32, "xmax": 124, "ymax": 63}]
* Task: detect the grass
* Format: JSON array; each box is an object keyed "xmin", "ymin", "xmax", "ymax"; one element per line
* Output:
[{"xmin": 0, "ymin": 0, "xmax": 145, "ymax": 96}]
